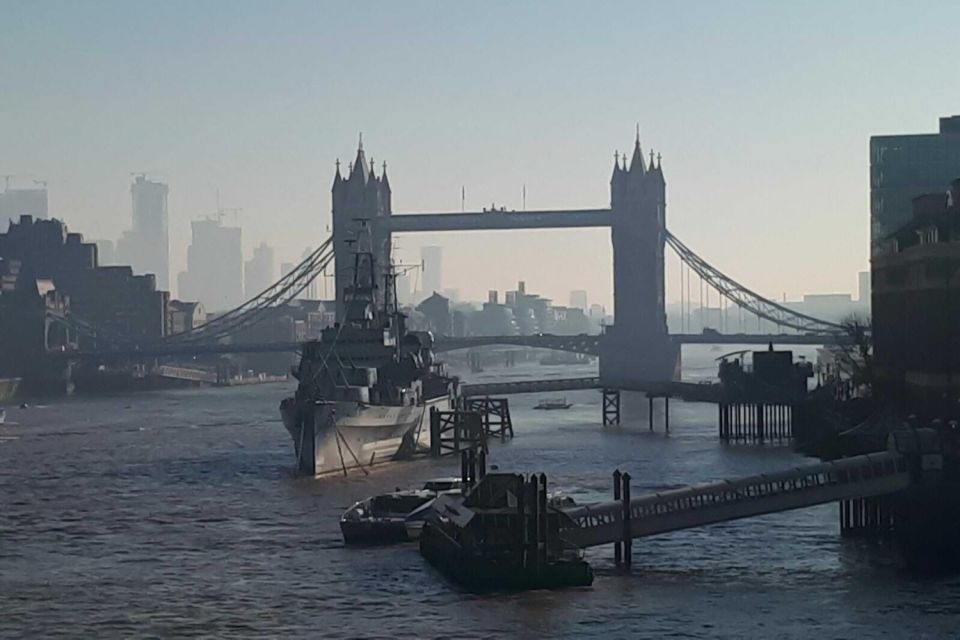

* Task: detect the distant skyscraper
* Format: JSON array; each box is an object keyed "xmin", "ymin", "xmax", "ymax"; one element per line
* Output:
[
  {"xmin": 871, "ymin": 115, "xmax": 960, "ymax": 255},
  {"xmin": 395, "ymin": 272, "xmax": 412, "ymax": 305},
  {"xmin": 0, "ymin": 185, "xmax": 48, "ymax": 221},
  {"xmin": 93, "ymin": 239, "xmax": 115, "ymax": 265},
  {"xmin": 177, "ymin": 218, "xmax": 242, "ymax": 312},
  {"xmin": 570, "ymin": 289, "xmax": 588, "ymax": 310},
  {"xmin": 116, "ymin": 175, "xmax": 169, "ymax": 290},
  {"xmin": 301, "ymin": 246, "xmax": 318, "ymax": 300},
  {"xmin": 244, "ymin": 241, "xmax": 275, "ymax": 298},
  {"xmin": 421, "ymin": 245, "xmax": 442, "ymax": 297},
  {"xmin": 858, "ymin": 270, "xmax": 871, "ymax": 303}
]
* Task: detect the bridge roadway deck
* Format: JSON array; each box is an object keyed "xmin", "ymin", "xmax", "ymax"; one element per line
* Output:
[
  {"xmin": 560, "ymin": 451, "xmax": 910, "ymax": 548},
  {"xmin": 387, "ymin": 208, "xmax": 612, "ymax": 233},
  {"xmin": 58, "ymin": 332, "xmax": 845, "ymax": 360}
]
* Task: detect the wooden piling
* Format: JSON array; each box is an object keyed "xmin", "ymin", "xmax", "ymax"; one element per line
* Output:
[
  {"xmin": 621, "ymin": 472, "xmax": 632, "ymax": 568},
  {"xmin": 756, "ymin": 403, "xmax": 764, "ymax": 443},
  {"xmin": 649, "ymin": 395, "xmax": 654, "ymax": 431},
  {"xmin": 613, "ymin": 470, "xmax": 622, "ymax": 565},
  {"xmin": 538, "ymin": 474, "xmax": 548, "ymax": 575}
]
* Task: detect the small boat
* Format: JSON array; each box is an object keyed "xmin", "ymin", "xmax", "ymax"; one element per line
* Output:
[
  {"xmin": 534, "ymin": 397, "xmax": 573, "ymax": 410},
  {"xmin": 340, "ymin": 478, "xmax": 463, "ymax": 545}
]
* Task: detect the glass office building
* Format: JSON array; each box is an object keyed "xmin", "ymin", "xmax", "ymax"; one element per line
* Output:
[{"xmin": 870, "ymin": 115, "xmax": 960, "ymax": 256}]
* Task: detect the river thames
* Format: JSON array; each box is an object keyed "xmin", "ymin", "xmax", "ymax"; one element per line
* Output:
[{"xmin": 2, "ymin": 346, "xmax": 959, "ymax": 638}]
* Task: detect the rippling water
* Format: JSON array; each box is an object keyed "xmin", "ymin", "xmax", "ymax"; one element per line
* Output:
[{"xmin": 2, "ymin": 346, "xmax": 959, "ymax": 638}]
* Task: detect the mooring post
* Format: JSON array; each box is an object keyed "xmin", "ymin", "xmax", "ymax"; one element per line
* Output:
[
  {"xmin": 613, "ymin": 469, "xmax": 622, "ymax": 566},
  {"xmin": 648, "ymin": 395, "xmax": 654, "ymax": 431},
  {"xmin": 517, "ymin": 474, "xmax": 528, "ymax": 569},
  {"xmin": 664, "ymin": 397, "xmax": 670, "ymax": 432},
  {"xmin": 756, "ymin": 403, "xmax": 765, "ymax": 444},
  {"xmin": 429, "ymin": 407, "xmax": 440, "ymax": 457},
  {"xmin": 453, "ymin": 411, "xmax": 461, "ymax": 452},
  {"xmin": 621, "ymin": 472, "xmax": 632, "ymax": 568},
  {"xmin": 539, "ymin": 474, "xmax": 549, "ymax": 574}
]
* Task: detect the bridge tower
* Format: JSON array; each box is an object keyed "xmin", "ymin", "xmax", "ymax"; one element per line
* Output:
[
  {"xmin": 331, "ymin": 137, "xmax": 392, "ymax": 320},
  {"xmin": 601, "ymin": 132, "xmax": 679, "ymax": 383}
]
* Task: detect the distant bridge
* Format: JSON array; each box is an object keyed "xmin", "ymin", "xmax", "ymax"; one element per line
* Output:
[
  {"xmin": 59, "ymin": 331, "xmax": 847, "ymax": 361},
  {"xmin": 435, "ymin": 332, "xmax": 847, "ymax": 356}
]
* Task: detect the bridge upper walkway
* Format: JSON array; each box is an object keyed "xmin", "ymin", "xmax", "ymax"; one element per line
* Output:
[
  {"xmin": 387, "ymin": 208, "xmax": 612, "ymax": 232},
  {"xmin": 561, "ymin": 451, "xmax": 910, "ymax": 548}
]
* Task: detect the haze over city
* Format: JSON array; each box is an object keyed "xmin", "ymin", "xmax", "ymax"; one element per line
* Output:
[
  {"xmin": 7, "ymin": 2, "xmax": 960, "ymax": 636},
  {"xmin": 5, "ymin": 0, "xmax": 960, "ymax": 307}
]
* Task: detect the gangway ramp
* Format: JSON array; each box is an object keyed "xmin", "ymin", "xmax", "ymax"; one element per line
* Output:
[{"xmin": 562, "ymin": 451, "xmax": 911, "ymax": 548}]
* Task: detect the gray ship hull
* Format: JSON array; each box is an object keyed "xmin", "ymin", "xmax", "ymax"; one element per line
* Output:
[{"xmin": 281, "ymin": 395, "xmax": 453, "ymax": 476}]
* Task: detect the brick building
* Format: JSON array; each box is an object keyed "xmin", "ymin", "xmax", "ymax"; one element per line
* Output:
[{"xmin": 0, "ymin": 215, "xmax": 170, "ymax": 346}]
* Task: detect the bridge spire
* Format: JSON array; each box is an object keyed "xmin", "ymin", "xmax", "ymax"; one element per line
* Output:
[
  {"xmin": 351, "ymin": 133, "xmax": 369, "ymax": 181},
  {"xmin": 629, "ymin": 128, "xmax": 645, "ymax": 174},
  {"xmin": 611, "ymin": 149, "xmax": 623, "ymax": 181}
]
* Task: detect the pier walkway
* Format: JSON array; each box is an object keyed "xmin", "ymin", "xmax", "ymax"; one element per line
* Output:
[
  {"xmin": 461, "ymin": 376, "xmax": 723, "ymax": 402},
  {"xmin": 561, "ymin": 451, "xmax": 910, "ymax": 548}
]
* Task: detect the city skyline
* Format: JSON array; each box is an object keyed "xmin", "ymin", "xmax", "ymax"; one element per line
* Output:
[{"xmin": 5, "ymin": 1, "xmax": 960, "ymax": 307}]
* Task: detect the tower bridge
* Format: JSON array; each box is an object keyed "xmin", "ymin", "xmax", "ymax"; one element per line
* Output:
[
  {"xmin": 333, "ymin": 132, "xmax": 676, "ymax": 383},
  {"xmin": 329, "ymin": 131, "xmax": 840, "ymax": 385},
  {"xmin": 61, "ymin": 130, "xmax": 843, "ymax": 385}
]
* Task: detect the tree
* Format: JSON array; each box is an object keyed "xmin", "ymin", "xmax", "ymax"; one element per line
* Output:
[{"xmin": 834, "ymin": 314, "xmax": 873, "ymax": 391}]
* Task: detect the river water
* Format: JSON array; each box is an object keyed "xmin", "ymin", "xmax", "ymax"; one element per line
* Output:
[{"xmin": 2, "ymin": 346, "xmax": 959, "ymax": 638}]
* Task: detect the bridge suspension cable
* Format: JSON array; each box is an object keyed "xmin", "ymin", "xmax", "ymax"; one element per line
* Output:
[
  {"xmin": 665, "ymin": 230, "xmax": 843, "ymax": 335},
  {"xmin": 165, "ymin": 236, "xmax": 335, "ymax": 344}
]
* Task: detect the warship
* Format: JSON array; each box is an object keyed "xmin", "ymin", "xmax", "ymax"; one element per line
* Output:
[{"xmin": 280, "ymin": 229, "xmax": 458, "ymax": 476}]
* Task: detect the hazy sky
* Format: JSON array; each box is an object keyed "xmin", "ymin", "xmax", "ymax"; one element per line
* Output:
[{"xmin": 4, "ymin": 1, "xmax": 960, "ymax": 308}]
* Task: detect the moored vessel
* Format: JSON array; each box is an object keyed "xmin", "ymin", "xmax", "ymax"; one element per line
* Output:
[
  {"xmin": 280, "ymin": 227, "xmax": 459, "ymax": 476},
  {"xmin": 534, "ymin": 397, "xmax": 573, "ymax": 410},
  {"xmin": 340, "ymin": 478, "xmax": 463, "ymax": 545}
]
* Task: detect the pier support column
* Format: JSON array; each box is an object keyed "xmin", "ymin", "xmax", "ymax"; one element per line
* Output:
[
  {"xmin": 664, "ymin": 397, "xmax": 670, "ymax": 432},
  {"xmin": 602, "ymin": 389, "xmax": 621, "ymax": 426},
  {"xmin": 648, "ymin": 395, "xmax": 654, "ymax": 431},
  {"xmin": 621, "ymin": 472, "xmax": 632, "ymax": 568},
  {"xmin": 613, "ymin": 470, "xmax": 622, "ymax": 566},
  {"xmin": 756, "ymin": 403, "xmax": 765, "ymax": 444}
]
